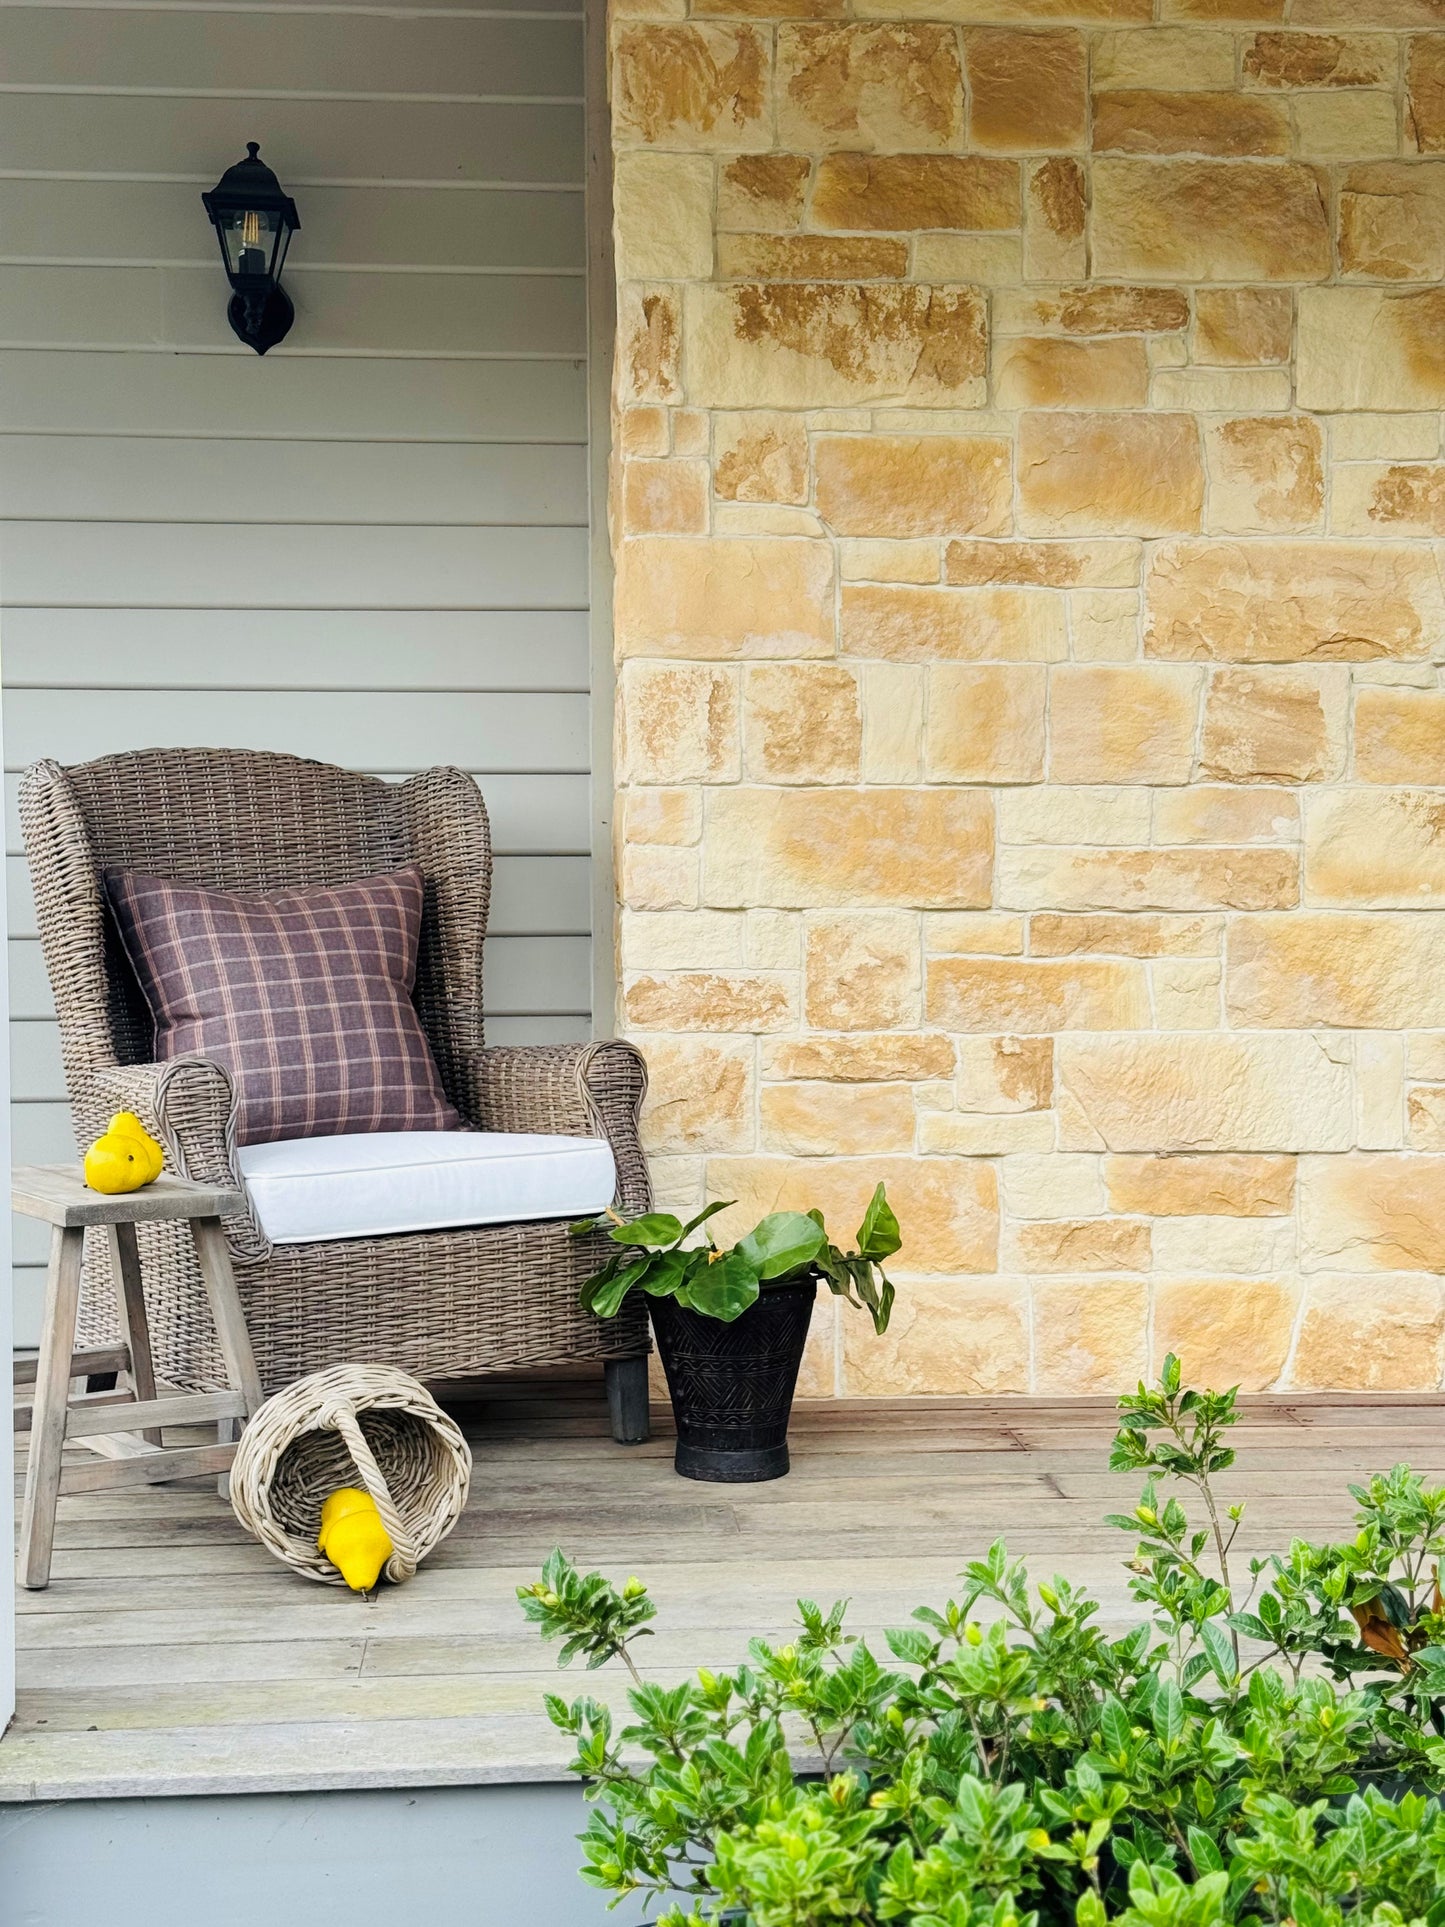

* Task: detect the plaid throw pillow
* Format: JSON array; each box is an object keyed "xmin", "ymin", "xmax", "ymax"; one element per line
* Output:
[{"xmin": 105, "ymin": 864, "xmax": 463, "ymax": 1146}]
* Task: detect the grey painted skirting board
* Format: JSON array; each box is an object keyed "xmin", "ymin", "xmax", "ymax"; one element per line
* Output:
[{"xmin": 0, "ymin": 1782, "xmax": 617, "ymax": 1927}]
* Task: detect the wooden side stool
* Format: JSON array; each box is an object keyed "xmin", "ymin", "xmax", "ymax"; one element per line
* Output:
[{"xmin": 13, "ymin": 1164, "xmax": 263, "ymax": 1590}]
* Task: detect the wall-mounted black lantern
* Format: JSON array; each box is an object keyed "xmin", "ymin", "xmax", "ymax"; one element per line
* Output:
[{"xmin": 201, "ymin": 143, "xmax": 301, "ymax": 355}]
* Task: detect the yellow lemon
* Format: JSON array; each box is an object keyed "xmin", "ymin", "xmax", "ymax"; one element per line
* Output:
[
  {"xmin": 317, "ymin": 1487, "xmax": 394, "ymax": 1592},
  {"xmin": 84, "ymin": 1112, "xmax": 166, "ymax": 1194}
]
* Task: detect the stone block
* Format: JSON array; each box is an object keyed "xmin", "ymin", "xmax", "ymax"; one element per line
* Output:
[
  {"xmin": 613, "ymin": 24, "xmax": 771, "ymax": 149},
  {"xmin": 1030, "ymin": 913, "xmax": 1223, "ymax": 957},
  {"xmin": 1354, "ymin": 687, "xmax": 1445, "ymax": 784},
  {"xmin": 840, "ymin": 1278, "xmax": 1028, "ymax": 1396},
  {"xmin": 613, "ymin": 152, "xmax": 714, "ymax": 281},
  {"xmin": 804, "ymin": 911, "xmax": 921, "ymax": 1029},
  {"xmin": 621, "ymin": 909, "xmax": 745, "ymax": 971},
  {"xmin": 620, "ymin": 843, "xmax": 699, "ymax": 911},
  {"xmin": 1018, "ymin": 413, "xmax": 1204, "ymax": 536},
  {"xmin": 1200, "ymin": 666, "xmax": 1345, "ymax": 784},
  {"xmin": 1242, "ymin": 30, "xmax": 1395, "ymax": 87},
  {"xmin": 673, "ymin": 412, "xmax": 711, "ymax": 458},
  {"xmin": 1409, "ymin": 1034, "xmax": 1445, "ymax": 1079},
  {"xmin": 620, "ymin": 407, "xmax": 670, "ymax": 457},
  {"xmin": 621, "ymin": 458, "xmax": 710, "ymax": 535},
  {"xmin": 926, "ymin": 912, "xmax": 1026, "ymax": 954},
  {"xmin": 816, "ymin": 435, "xmax": 1012, "ymax": 537},
  {"xmin": 997, "ymin": 786, "xmax": 1152, "ymax": 844},
  {"xmin": 1409, "ymin": 34, "xmax": 1445, "ymax": 153},
  {"xmin": 841, "ymin": 539, "xmax": 941, "ymax": 584},
  {"xmin": 1305, "ymin": 790, "xmax": 1445, "ymax": 907},
  {"xmin": 842, "ymin": 585, "xmax": 1069, "ymax": 662},
  {"xmin": 920, "ymin": 1111, "xmax": 1055, "ymax": 1152},
  {"xmin": 1332, "ymin": 414, "xmax": 1442, "ymax": 461},
  {"xmin": 1193, "ymin": 287, "xmax": 1293, "ymax": 365},
  {"xmin": 777, "ymin": 23, "xmax": 964, "ymax": 150},
  {"xmin": 1204, "ymin": 417, "xmax": 1323, "ymax": 533},
  {"xmin": 1144, "ymin": 540, "xmax": 1444, "ymax": 662},
  {"xmin": 1033, "ymin": 1278, "xmax": 1148, "ymax": 1395},
  {"xmin": 718, "ymin": 153, "xmax": 811, "ymax": 231},
  {"xmin": 1153, "ymin": 957, "xmax": 1221, "ymax": 1027},
  {"xmin": 966, "ymin": 29, "xmax": 1087, "ymax": 151},
  {"xmin": 1093, "ymin": 28, "xmax": 1236, "ymax": 90},
  {"xmin": 945, "ymin": 538, "xmax": 1141, "ymax": 587},
  {"xmin": 926, "ymin": 663, "xmax": 1047, "ymax": 782},
  {"xmin": 1105, "ymin": 1152, "xmax": 1296, "ymax": 1216},
  {"xmin": 761, "ymin": 1080, "xmax": 916, "ymax": 1154},
  {"xmin": 861, "ymin": 661, "xmax": 925, "ymax": 782},
  {"xmin": 705, "ymin": 786, "xmax": 995, "ymax": 908},
  {"xmin": 1228, "ymin": 913, "xmax": 1445, "ymax": 1028},
  {"xmin": 1055, "ymin": 1031, "xmax": 1354, "ymax": 1151},
  {"xmin": 685, "ymin": 281, "xmax": 989, "ymax": 409},
  {"xmin": 1340, "ymin": 162, "xmax": 1445, "ymax": 282},
  {"xmin": 926, "ymin": 955, "xmax": 1151, "ymax": 1030},
  {"xmin": 713, "ymin": 503, "xmax": 824, "ymax": 537},
  {"xmin": 956, "ymin": 1034, "xmax": 1054, "ymax": 1112},
  {"xmin": 1151, "ymin": 1213, "xmax": 1295, "ymax": 1272},
  {"xmin": 1048, "ymin": 663, "xmax": 1202, "ymax": 784},
  {"xmin": 914, "ymin": 235, "xmax": 1023, "ymax": 282},
  {"xmin": 1069, "ymin": 589, "xmax": 1139, "ymax": 661},
  {"xmin": 1091, "ymin": 159, "xmax": 1331, "ymax": 280},
  {"xmin": 705, "ymin": 1154, "xmax": 998, "ymax": 1274},
  {"xmin": 1295, "ymin": 92, "xmax": 1398, "ymax": 161},
  {"xmin": 999, "ymin": 285, "xmax": 1190, "ymax": 335},
  {"xmin": 1338, "ymin": 463, "xmax": 1445, "ymax": 539},
  {"xmin": 1092, "ymin": 90, "xmax": 1289, "ymax": 156},
  {"xmin": 1012, "ymin": 1216, "xmax": 1151, "ymax": 1273},
  {"xmin": 744, "ymin": 663, "xmax": 862, "ymax": 784},
  {"xmin": 615, "ymin": 537, "xmax": 834, "ymax": 659},
  {"xmin": 1291, "ymin": 1275, "xmax": 1445, "ymax": 1392},
  {"xmin": 717, "ymin": 234, "xmax": 909, "ymax": 280},
  {"xmin": 625, "ymin": 971, "xmax": 794, "ymax": 1032},
  {"xmin": 1001, "ymin": 1152, "xmax": 1103, "ymax": 1219},
  {"xmin": 999, "ymin": 845, "xmax": 1298, "ymax": 912},
  {"xmin": 813, "ymin": 152, "xmax": 1020, "ymax": 230},
  {"xmin": 763, "ymin": 1032, "xmax": 955, "ymax": 1080},
  {"xmin": 995, "ymin": 337, "xmax": 1149, "ymax": 409},
  {"xmin": 620, "ymin": 662, "xmax": 739, "ymax": 784},
  {"xmin": 1153, "ymin": 786, "xmax": 1298, "ymax": 844},
  {"xmin": 1408, "ymin": 1086, "xmax": 1445, "ymax": 1152},
  {"xmin": 1153, "ymin": 1278, "xmax": 1298, "ymax": 1391},
  {"xmin": 637, "ymin": 1035, "xmax": 756, "ymax": 1153},
  {"xmin": 1025, "ymin": 159, "xmax": 1087, "ymax": 278},
  {"xmin": 712, "ymin": 412, "xmax": 808, "ymax": 505},
  {"xmin": 624, "ymin": 788, "xmax": 702, "ymax": 846},
  {"xmin": 618, "ymin": 286, "xmax": 682, "ymax": 405},
  {"xmin": 1358, "ymin": 1032, "xmax": 1406, "ymax": 1151},
  {"xmin": 1297, "ymin": 288, "xmax": 1445, "ymax": 411}
]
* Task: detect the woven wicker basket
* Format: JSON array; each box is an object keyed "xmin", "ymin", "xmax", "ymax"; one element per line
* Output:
[{"xmin": 229, "ymin": 1363, "xmax": 472, "ymax": 1586}]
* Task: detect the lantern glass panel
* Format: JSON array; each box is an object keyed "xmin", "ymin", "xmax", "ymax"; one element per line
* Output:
[{"xmin": 219, "ymin": 206, "xmax": 286, "ymax": 281}]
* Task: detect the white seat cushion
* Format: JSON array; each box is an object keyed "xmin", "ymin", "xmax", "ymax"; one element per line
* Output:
[{"xmin": 236, "ymin": 1131, "xmax": 617, "ymax": 1246}]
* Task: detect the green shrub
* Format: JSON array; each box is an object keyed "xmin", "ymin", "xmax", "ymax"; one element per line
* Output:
[{"xmin": 519, "ymin": 1358, "xmax": 1445, "ymax": 1925}]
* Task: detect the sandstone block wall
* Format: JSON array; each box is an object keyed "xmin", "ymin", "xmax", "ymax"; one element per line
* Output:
[{"xmin": 608, "ymin": 0, "xmax": 1445, "ymax": 1398}]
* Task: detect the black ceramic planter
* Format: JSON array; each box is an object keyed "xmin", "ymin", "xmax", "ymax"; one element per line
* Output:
[{"xmin": 649, "ymin": 1279, "xmax": 817, "ymax": 1483}]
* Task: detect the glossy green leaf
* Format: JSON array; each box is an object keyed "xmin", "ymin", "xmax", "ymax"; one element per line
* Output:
[
  {"xmin": 607, "ymin": 1212, "xmax": 684, "ymax": 1249},
  {"xmin": 855, "ymin": 1183, "xmax": 901, "ymax": 1262},
  {"xmin": 676, "ymin": 1250, "xmax": 760, "ymax": 1323},
  {"xmin": 734, "ymin": 1210, "xmax": 825, "ymax": 1281},
  {"xmin": 679, "ymin": 1199, "xmax": 734, "ymax": 1242}
]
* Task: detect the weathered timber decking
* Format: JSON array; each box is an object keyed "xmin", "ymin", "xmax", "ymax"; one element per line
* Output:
[{"xmin": 4, "ymin": 1375, "xmax": 1443, "ymax": 1803}]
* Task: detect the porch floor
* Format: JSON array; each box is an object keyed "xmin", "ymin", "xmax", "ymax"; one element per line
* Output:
[{"xmin": 5, "ymin": 1377, "xmax": 1444, "ymax": 1803}]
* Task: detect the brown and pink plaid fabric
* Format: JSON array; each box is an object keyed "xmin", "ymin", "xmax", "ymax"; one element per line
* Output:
[{"xmin": 105, "ymin": 863, "xmax": 463, "ymax": 1145}]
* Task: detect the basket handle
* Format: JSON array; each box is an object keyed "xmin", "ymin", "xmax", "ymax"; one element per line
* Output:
[{"xmin": 317, "ymin": 1401, "xmax": 419, "ymax": 1582}]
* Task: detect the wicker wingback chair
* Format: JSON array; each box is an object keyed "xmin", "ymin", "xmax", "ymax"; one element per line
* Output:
[{"xmin": 20, "ymin": 749, "xmax": 652, "ymax": 1437}]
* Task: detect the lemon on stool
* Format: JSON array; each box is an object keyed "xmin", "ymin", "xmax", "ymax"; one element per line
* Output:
[
  {"xmin": 317, "ymin": 1487, "xmax": 394, "ymax": 1592},
  {"xmin": 84, "ymin": 1111, "xmax": 166, "ymax": 1194}
]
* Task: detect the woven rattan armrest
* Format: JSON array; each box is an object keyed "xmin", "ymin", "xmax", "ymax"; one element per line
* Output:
[
  {"xmin": 90, "ymin": 1055, "xmax": 271, "ymax": 1260},
  {"xmin": 470, "ymin": 1040, "xmax": 651, "ymax": 1218}
]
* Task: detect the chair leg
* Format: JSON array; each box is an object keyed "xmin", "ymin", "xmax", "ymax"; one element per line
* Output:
[{"xmin": 605, "ymin": 1355, "xmax": 651, "ymax": 1445}]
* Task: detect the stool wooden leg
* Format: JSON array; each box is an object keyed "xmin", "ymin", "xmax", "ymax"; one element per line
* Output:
[
  {"xmin": 190, "ymin": 1216, "xmax": 263, "ymax": 1415},
  {"xmin": 20, "ymin": 1224, "xmax": 84, "ymax": 1590},
  {"xmin": 107, "ymin": 1220, "xmax": 163, "ymax": 1447}
]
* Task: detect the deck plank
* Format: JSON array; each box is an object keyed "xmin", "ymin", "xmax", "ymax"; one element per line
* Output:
[{"xmin": 6, "ymin": 1377, "xmax": 1444, "ymax": 1802}]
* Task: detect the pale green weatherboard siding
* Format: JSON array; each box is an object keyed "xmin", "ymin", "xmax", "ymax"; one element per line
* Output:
[{"xmin": 0, "ymin": 0, "xmax": 592, "ymax": 1341}]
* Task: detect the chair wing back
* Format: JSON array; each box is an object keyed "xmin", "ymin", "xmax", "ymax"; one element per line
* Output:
[{"xmin": 20, "ymin": 749, "xmax": 492, "ymax": 1122}]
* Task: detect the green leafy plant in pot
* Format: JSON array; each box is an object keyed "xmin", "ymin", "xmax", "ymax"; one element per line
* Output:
[{"xmin": 572, "ymin": 1186, "xmax": 900, "ymax": 1484}]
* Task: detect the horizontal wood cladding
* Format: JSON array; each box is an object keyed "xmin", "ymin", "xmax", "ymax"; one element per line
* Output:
[{"xmin": 1, "ymin": 0, "xmax": 597, "ymax": 1345}]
